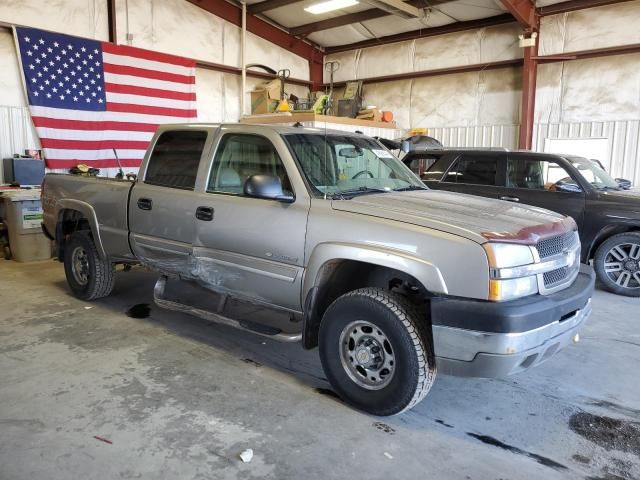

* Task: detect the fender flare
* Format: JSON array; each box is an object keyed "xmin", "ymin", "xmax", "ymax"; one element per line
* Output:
[
  {"xmin": 55, "ymin": 198, "xmax": 106, "ymax": 259},
  {"xmin": 586, "ymin": 222, "xmax": 640, "ymax": 260}
]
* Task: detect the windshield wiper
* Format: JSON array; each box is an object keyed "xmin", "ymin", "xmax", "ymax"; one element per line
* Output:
[
  {"xmin": 393, "ymin": 185, "xmax": 427, "ymax": 192},
  {"xmin": 332, "ymin": 186, "xmax": 389, "ymax": 199}
]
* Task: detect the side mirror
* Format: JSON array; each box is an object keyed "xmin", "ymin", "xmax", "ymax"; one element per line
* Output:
[
  {"xmin": 243, "ymin": 175, "xmax": 294, "ymax": 203},
  {"xmin": 615, "ymin": 178, "xmax": 632, "ymax": 190},
  {"xmin": 555, "ymin": 180, "xmax": 582, "ymax": 193}
]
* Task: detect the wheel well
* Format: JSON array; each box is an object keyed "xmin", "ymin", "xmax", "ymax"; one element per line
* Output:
[
  {"xmin": 55, "ymin": 209, "xmax": 91, "ymax": 261},
  {"xmin": 302, "ymin": 260, "xmax": 430, "ymax": 349},
  {"xmin": 588, "ymin": 225, "xmax": 640, "ymax": 260}
]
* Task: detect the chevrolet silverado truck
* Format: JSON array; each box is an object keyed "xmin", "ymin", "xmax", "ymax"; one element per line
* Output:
[{"xmin": 42, "ymin": 124, "xmax": 595, "ymax": 416}]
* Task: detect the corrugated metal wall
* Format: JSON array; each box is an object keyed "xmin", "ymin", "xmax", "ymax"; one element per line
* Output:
[{"xmin": 432, "ymin": 120, "xmax": 640, "ymax": 185}]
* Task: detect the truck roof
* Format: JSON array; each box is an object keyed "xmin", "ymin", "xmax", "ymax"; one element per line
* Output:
[{"xmin": 156, "ymin": 122, "xmax": 369, "ymax": 138}]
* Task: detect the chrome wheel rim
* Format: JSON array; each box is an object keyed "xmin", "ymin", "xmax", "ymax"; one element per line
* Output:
[
  {"xmin": 339, "ymin": 320, "xmax": 395, "ymax": 390},
  {"xmin": 604, "ymin": 242, "xmax": 640, "ymax": 290},
  {"xmin": 71, "ymin": 246, "xmax": 90, "ymax": 286}
]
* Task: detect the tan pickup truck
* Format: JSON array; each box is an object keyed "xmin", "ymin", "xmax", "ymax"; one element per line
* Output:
[{"xmin": 42, "ymin": 124, "xmax": 595, "ymax": 415}]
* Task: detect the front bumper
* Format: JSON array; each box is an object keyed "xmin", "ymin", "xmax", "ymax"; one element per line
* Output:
[{"xmin": 431, "ymin": 265, "xmax": 595, "ymax": 378}]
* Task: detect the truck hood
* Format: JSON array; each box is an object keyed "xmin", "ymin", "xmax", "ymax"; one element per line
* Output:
[{"xmin": 331, "ymin": 189, "xmax": 570, "ymax": 245}]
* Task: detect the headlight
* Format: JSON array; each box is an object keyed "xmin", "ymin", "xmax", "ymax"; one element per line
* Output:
[{"xmin": 483, "ymin": 243, "xmax": 538, "ymax": 301}]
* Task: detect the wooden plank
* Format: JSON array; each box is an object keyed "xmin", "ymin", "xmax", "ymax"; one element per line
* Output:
[{"xmin": 240, "ymin": 113, "xmax": 397, "ymax": 129}]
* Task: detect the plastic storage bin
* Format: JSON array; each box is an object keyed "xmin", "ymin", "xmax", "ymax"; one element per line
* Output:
[{"xmin": 1, "ymin": 190, "xmax": 51, "ymax": 262}]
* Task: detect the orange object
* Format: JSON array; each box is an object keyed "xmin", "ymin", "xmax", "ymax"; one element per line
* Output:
[{"xmin": 381, "ymin": 111, "xmax": 394, "ymax": 122}]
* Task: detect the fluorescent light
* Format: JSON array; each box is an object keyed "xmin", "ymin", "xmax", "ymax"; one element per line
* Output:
[{"xmin": 304, "ymin": 0, "xmax": 359, "ymax": 14}]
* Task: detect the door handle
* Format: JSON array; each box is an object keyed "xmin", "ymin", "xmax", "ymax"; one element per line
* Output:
[
  {"xmin": 137, "ymin": 198, "xmax": 153, "ymax": 210},
  {"xmin": 195, "ymin": 206, "xmax": 214, "ymax": 221},
  {"xmin": 500, "ymin": 196, "xmax": 520, "ymax": 202}
]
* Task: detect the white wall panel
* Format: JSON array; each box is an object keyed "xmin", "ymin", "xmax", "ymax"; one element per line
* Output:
[
  {"xmin": 540, "ymin": 1, "xmax": 640, "ymax": 55},
  {"xmin": 0, "ymin": 0, "xmax": 108, "ymax": 41},
  {"xmin": 429, "ymin": 124, "xmax": 519, "ymax": 149}
]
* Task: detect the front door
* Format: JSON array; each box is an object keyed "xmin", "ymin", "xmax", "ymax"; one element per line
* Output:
[
  {"xmin": 501, "ymin": 155, "xmax": 586, "ymax": 229},
  {"xmin": 191, "ymin": 131, "xmax": 310, "ymax": 312},
  {"xmin": 431, "ymin": 153, "xmax": 506, "ymax": 199},
  {"xmin": 129, "ymin": 129, "xmax": 209, "ymax": 274}
]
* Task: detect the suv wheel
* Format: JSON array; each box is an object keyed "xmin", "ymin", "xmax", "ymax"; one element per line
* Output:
[
  {"xmin": 319, "ymin": 288, "xmax": 436, "ymax": 416},
  {"xmin": 594, "ymin": 232, "xmax": 640, "ymax": 297},
  {"xmin": 64, "ymin": 231, "xmax": 115, "ymax": 300}
]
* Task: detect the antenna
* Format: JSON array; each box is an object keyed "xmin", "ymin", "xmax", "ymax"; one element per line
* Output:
[{"xmin": 112, "ymin": 148, "xmax": 124, "ymax": 179}]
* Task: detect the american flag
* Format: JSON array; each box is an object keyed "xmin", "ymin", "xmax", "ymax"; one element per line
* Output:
[{"xmin": 15, "ymin": 26, "xmax": 197, "ymax": 170}]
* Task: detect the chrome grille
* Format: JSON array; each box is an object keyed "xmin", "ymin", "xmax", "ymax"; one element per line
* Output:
[
  {"xmin": 543, "ymin": 266, "xmax": 569, "ymax": 287},
  {"xmin": 537, "ymin": 231, "xmax": 578, "ymax": 259}
]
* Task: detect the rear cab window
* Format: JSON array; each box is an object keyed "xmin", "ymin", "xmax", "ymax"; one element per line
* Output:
[{"xmin": 145, "ymin": 130, "xmax": 208, "ymax": 190}]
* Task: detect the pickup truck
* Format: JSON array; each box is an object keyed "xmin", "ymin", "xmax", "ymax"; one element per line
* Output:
[{"xmin": 42, "ymin": 124, "xmax": 595, "ymax": 416}]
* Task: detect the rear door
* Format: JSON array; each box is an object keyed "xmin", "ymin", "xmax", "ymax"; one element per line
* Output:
[
  {"xmin": 429, "ymin": 153, "xmax": 506, "ymax": 199},
  {"xmin": 501, "ymin": 155, "xmax": 586, "ymax": 228},
  {"xmin": 190, "ymin": 129, "xmax": 310, "ymax": 312},
  {"xmin": 129, "ymin": 129, "xmax": 211, "ymax": 274}
]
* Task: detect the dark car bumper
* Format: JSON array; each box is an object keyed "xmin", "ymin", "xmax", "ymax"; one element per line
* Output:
[{"xmin": 431, "ymin": 265, "xmax": 595, "ymax": 378}]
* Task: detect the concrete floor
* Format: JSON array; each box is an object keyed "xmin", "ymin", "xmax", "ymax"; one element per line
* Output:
[{"xmin": 1, "ymin": 259, "xmax": 639, "ymax": 480}]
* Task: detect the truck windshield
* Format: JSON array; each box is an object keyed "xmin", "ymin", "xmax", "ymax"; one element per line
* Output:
[
  {"xmin": 285, "ymin": 134, "xmax": 425, "ymax": 197},
  {"xmin": 566, "ymin": 156, "xmax": 620, "ymax": 190}
]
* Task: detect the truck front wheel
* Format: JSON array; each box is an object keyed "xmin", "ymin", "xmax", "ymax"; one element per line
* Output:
[
  {"xmin": 319, "ymin": 288, "xmax": 436, "ymax": 416},
  {"xmin": 63, "ymin": 231, "xmax": 115, "ymax": 300}
]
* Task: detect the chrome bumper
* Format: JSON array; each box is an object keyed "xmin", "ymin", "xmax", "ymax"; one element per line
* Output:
[{"xmin": 434, "ymin": 298, "xmax": 592, "ymax": 378}]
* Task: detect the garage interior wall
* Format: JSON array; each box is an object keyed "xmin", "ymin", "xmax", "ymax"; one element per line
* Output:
[
  {"xmin": 324, "ymin": 1, "xmax": 640, "ymax": 184},
  {"xmin": 0, "ymin": 0, "xmax": 310, "ymax": 179}
]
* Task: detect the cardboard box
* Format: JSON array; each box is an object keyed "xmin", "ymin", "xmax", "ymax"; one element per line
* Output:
[{"xmin": 250, "ymin": 79, "xmax": 282, "ymax": 114}]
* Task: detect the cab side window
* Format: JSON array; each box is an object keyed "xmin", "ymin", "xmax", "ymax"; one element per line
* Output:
[
  {"xmin": 507, "ymin": 158, "xmax": 578, "ymax": 191},
  {"xmin": 208, "ymin": 134, "xmax": 292, "ymax": 196},
  {"xmin": 444, "ymin": 155, "xmax": 498, "ymax": 185},
  {"xmin": 145, "ymin": 130, "xmax": 207, "ymax": 190}
]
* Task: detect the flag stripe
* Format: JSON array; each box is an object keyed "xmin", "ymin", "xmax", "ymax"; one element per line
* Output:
[
  {"xmin": 107, "ymin": 102, "xmax": 197, "ymax": 118},
  {"xmin": 43, "ymin": 148, "xmax": 146, "ymax": 160},
  {"xmin": 104, "ymin": 72, "xmax": 191, "ymax": 92},
  {"xmin": 36, "ymin": 126, "xmax": 154, "ymax": 141},
  {"xmin": 102, "ymin": 51, "xmax": 193, "ymax": 76},
  {"xmin": 40, "ymin": 138, "xmax": 151, "ymax": 150},
  {"xmin": 30, "ymin": 106, "xmax": 193, "ymax": 124},
  {"xmin": 103, "ymin": 63, "xmax": 195, "ymax": 85},
  {"xmin": 105, "ymin": 82, "xmax": 196, "ymax": 101},
  {"xmin": 44, "ymin": 158, "xmax": 143, "ymax": 168},
  {"xmin": 106, "ymin": 91, "xmax": 195, "ymax": 109},
  {"xmin": 101, "ymin": 42, "xmax": 195, "ymax": 68},
  {"xmin": 32, "ymin": 116, "xmax": 159, "ymax": 132}
]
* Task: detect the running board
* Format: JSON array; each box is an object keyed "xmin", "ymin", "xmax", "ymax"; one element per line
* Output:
[{"xmin": 153, "ymin": 275, "xmax": 302, "ymax": 343}]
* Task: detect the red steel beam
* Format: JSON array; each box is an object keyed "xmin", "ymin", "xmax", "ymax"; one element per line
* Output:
[
  {"xmin": 535, "ymin": 43, "xmax": 640, "ymax": 63},
  {"xmin": 500, "ymin": 0, "xmax": 537, "ymax": 29},
  {"xmin": 519, "ymin": 38, "xmax": 537, "ymax": 149},
  {"xmin": 325, "ymin": 14, "xmax": 515, "ymax": 54},
  {"xmin": 538, "ymin": 0, "xmax": 635, "ymax": 16},
  {"xmin": 107, "ymin": 0, "xmax": 117, "ymax": 43},
  {"xmin": 323, "ymin": 59, "xmax": 524, "ymax": 88},
  {"xmin": 197, "ymin": 59, "xmax": 313, "ymax": 86},
  {"xmin": 248, "ymin": 0, "xmax": 306, "ymax": 14}
]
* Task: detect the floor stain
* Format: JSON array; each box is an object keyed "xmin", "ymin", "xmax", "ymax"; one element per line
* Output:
[
  {"xmin": 314, "ymin": 388, "xmax": 341, "ymax": 401},
  {"xmin": 126, "ymin": 304, "xmax": 151, "ymax": 319},
  {"xmin": 435, "ymin": 419, "xmax": 454, "ymax": 428},
  {"xmin": 571, "ymin": 453, "xmax": 591, "ymax": 464},
  {"xmin": 467, "ymin": 432, "xmax": 567, "ymax": 471},
  {"xmin": 569, "ymin": 412, "xmax": 640, "ymax": 457},
  {"xmin": 373, "ymin": 422, "xmax": 395, "ymax": 434},
  {"xmin": 242, "ymin": 358, "xmax": 262, "ymax": 367}
]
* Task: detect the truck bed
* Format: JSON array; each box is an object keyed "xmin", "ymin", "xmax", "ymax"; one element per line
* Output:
[{"xmin": 42, "ymin": 174, "xmax": 135, "ymax": 260}]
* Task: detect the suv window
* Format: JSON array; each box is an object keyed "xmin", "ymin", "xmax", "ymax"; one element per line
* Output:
[
  {"xmin": 422, "ymin": 154, "xmax": 454, "ymax": 181},
  {"xmin": 444, "ymin": 155, "xmax": 498, "ymax": 185},
  {"xmin": 507, "ymin": 157, "xmax": 578, "ymax": 191},
  {"xmin": 208, "ymin": 134, "xmax": 292, "ymax": 195},
  {"xmin": 145, "ymin": 130, "xmax": 207, "ymax": 190}
]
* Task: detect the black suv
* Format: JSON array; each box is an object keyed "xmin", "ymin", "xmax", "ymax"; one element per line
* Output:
[{"xmin": 402, "ymin": 149, "xmax": 640, "ymax": 297}]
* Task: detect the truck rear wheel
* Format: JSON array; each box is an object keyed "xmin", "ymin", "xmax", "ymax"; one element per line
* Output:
[
  {"xmin": 594, "ymin": 232, "xmax": 640, "ymax": 297},
  {"xmin": 319, "ymin": 288, "xmax": 436, "ymax": 416},
  {"xmin": 64, "ymin": 231, "xmax": 115, "ymax": 300}
]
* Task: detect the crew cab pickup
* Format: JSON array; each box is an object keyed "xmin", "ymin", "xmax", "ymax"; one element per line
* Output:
[{"xmin": 42, "ymin": 124, "xmax": 595, "ymax": 415}]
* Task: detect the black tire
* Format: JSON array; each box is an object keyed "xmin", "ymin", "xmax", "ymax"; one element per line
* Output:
[
  {"xmin": 594, "ymin": 232, "xmax": 640, "ymax": 297},
  {"xmin": 319, "ymin": 287, "xmax": 436, "ymax": 416},
  {"xmin": 63, "ymin": 231, "xmax": 115, "ymax": 300}
]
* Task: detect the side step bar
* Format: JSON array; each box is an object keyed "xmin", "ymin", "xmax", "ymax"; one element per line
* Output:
[{"xmin": 153, "ymin": 275, "xmax": 302, "ymax": 343}]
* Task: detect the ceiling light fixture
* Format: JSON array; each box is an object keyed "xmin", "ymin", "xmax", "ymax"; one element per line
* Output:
[{"xmin": 304, "ymin": 0, "xmax": 359, "ymax": 15}]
